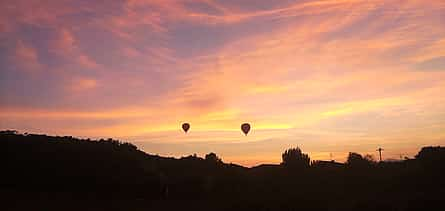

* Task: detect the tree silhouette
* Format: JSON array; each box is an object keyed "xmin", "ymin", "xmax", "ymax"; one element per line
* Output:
[
  {"xmin": 205, "ymin": 152, "xmax": 222, "ymax": 163},
  {"xmin": 0, "ymin": 130, "xmax": 17, "ymax": 135},
  {"xmin": 416, "ymin": 146, "xmax": 445, "ymax": 171},
  {"xmin": 2, "ymin": 131, "xmax": 444, "ymax": 211},
  {"xmin": 346, "ymin": 152, "xmax": 375, "ymax": 168},
  {"xmin": 281, "ymin": 147, "xmax": 310, "ymax": 169}
]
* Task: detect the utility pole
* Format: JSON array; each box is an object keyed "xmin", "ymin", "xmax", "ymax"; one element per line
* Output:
[{"xmin": 376, "ymin": 147, "xmax": 384, "ymax": 162}]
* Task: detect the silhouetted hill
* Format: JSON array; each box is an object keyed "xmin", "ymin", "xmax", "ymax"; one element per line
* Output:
[{"xmin": 2, "ymin": 131, "xmax": 445, "ymax": 211}]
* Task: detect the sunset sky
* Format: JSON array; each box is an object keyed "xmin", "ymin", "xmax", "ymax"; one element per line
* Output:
[{"xmin": 1, "ymin": 0, "xmax": 445, "ymax": 166}]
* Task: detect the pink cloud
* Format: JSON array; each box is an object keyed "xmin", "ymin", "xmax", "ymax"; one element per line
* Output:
[
  {"xmin": 69, "ymin": 78, "xmax": 98, "ymax": 92},
  {"xmin": 1, "ymin": 0, "xmax": 444, "ymax": 163},
  {"xmin": 77, "ymin": 54, "xmax": 99, "ymax": 69},
  {"xmin": 52, "ymin": 28, "xmax": 76, "ymax": 54},
  {"xmin": 13, "ymin": 41, "xmax": 42, "ymax": 71}
]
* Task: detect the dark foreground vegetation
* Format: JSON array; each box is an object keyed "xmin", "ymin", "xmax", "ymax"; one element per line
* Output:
[{"xmin": 2, "ymin": 130, "xmax": 444, "ymax": 210}]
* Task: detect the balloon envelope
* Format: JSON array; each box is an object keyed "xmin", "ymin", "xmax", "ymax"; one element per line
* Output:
[
  {"xmin": 182, "ymin": 123, "xmax": 190, "ymax": 133},
  {"xmin": 241, "ymin": 123, "xmax": 251, "ymax": 135}
]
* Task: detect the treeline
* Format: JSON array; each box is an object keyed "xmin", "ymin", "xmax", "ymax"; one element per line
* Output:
[{"xmin": 1, "ymin": 130, "xmax": 444, "ymax": 211}]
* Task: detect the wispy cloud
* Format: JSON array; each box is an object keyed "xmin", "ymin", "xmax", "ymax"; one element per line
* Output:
[
  {"xmin": 1, "ymin": 0, "xmax": 444, "ymax": 165},
  {"xmin": 13, "ymin": 40, "xmax": 42, "ymax": 71}
]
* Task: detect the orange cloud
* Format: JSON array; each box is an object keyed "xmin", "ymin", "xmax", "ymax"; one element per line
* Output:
[{"xmin": 1, "ymin": 0, "xmax": 444, "ymax": 164}]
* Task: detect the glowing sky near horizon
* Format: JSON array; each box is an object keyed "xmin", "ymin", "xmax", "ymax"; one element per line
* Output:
[{"xmin": 1, "ymin": 0, "xmax": 445, "ymax": 166}]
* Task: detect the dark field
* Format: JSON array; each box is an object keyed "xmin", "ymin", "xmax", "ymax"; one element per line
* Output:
[{"xmin": 2, "ymin": 131, "xmax": 444, "ymax": 211}]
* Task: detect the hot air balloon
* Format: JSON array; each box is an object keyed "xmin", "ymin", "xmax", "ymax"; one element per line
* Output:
[
  {"xmin": 182, "ymin": 123, "xmax": 190, "ymax": 133},
  {"xmin": 241, "ymin": 123, "xmax": 251, "ymax": 136}
]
